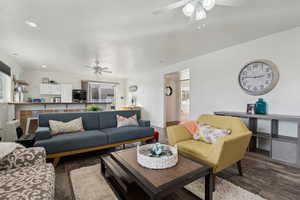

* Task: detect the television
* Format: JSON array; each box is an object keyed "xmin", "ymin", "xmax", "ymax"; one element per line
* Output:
[{"xmin": 72, "ymin": 90, "xmax": 87, "ymax": 102}]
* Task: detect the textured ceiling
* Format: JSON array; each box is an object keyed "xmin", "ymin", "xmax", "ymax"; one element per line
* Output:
[{"xmin": 1, "ymin": 0, "xmax": 300, "ymax": 77}]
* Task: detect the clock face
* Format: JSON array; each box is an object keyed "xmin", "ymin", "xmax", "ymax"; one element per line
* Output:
[{"xmin": 239, "ymin": 60, "xmax": 279, "ymax": 96}]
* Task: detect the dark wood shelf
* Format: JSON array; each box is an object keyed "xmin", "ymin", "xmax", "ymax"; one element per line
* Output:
[
  {"xmin": 253, "ymin": 132, "xmax": 271, "ymax": 139},
  {"xmin": 272, "ymin": 135, "xmax": 298, "ymax": 144},
  {"xmin": 215, "ymin": 111, "xmax": 300, "ymax": 122},
  {"xmin": 215, "ymin": 111, "xmax": 300, "ymax": 169}
]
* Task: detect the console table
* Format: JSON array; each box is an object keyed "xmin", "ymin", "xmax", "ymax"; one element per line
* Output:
[{"xmin": 215, "ymin": 111, "xmax": 300, "ymax": 169}]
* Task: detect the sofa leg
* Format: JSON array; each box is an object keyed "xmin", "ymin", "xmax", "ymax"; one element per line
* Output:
[
  {"xmin": 237, "ymin": 160, "xmax": 243, "ymax": 176},
  {"xmin": 212, "ymin": 174, "xmax": 216, "ymax": 192},
  {"xmin": 53, "ymin": 157, "xmax": 61, "ymax": 167}
]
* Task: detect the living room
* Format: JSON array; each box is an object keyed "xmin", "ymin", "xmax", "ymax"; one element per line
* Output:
[{"xmin": 1, "ymin": 0, "xmax": 300, "ymax": 200}]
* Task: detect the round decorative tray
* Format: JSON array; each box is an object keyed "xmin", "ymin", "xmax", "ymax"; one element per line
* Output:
[{"xmin": 137, "ymin": 144, "xmax": 178, "ymax": 169}]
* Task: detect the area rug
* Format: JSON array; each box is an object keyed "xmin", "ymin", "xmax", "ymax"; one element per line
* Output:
[
  {"xmin": 70, "ymin": 164, "xmax": 266, "ymax": 200},
  {"xmin": 70, "ymin": 164, "xmax": 117, "ymax": 200},
  {"xmin": 185, "ymin": 177, "xmax": 266, "ymax": 200}
]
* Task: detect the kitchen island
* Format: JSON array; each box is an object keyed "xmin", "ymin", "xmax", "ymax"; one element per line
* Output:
[{"xmin": 9, "ymin": 102, "xmax": 112, "ymax": 134}]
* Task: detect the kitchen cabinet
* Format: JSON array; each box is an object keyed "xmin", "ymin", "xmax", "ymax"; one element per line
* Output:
[
  {"xmin": 40, "ymin": 84, "xmax": 61, "ymax": 95},
  {"xmin": 60, "ymin": 84, "xmax": 72, "ymax": 102}
]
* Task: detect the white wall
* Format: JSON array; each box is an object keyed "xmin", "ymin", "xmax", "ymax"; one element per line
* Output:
[
  {"xmin": 128, "ymin": 27, "xmax": 300, "ymax": 137},
  {"xmin": 22, "ymin": 69, "xmax": 127, "ymax": 108}
]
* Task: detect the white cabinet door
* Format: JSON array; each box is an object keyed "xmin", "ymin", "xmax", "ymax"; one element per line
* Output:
[
  {"xmin": 40, "ymin": 84, "xmax": 49, "ymax": 95},
  {"xmin": 52, "ymin": 84, "xmax": 61, "ymax": 95},
  {"xmin": 40, "ymin": 84, "xmax": 61, "ymax": 95},
  {"xmin": 61, "ymin": 84, "xmax": 72, "ymax": 102}
]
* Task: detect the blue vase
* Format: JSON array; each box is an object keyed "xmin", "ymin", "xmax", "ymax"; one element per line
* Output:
[{"xmin": 255, "ymin": 98, "xmax": 267, "ymax": 115}]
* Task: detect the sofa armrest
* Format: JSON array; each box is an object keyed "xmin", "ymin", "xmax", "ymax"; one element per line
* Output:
[
  {"xmin": 207, "ymin": 131, "xmax": 252, "ymax": 173},
  {"xmin": 139, "ymin": 120, "xmax": 151, "ymax": 127},
  {"xmin": 35, "ymin": 127, "xmax": 52, "ymax": 140},
  {"xmin": 167, "ymin": 125, "xmax": 192, "ymax": 145},
  {"xmin": 0, "ymin": 147, "xmax": 46, "ymax": 171}
]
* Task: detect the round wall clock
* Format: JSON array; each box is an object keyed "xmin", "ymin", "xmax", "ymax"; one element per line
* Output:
[
  {"xmin": 165, "ymin": 86, "xmax": 173, "ymax": 96},
  {"xmin": 239, "ymin": 60, "xmax": 279, "ymax": 96},
  {"xmin": 129, "ymin": 85, "xmax": 138, "ymax": 92}
]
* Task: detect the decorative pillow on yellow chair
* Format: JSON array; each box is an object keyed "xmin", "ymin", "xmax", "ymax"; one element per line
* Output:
[
  {"xmin": 49, "ymin": 117, "xmax": 85, "ymax": 135},
  {"xmin": 193, "ymin": 124, "xmax": 231, "ymax": 144}
]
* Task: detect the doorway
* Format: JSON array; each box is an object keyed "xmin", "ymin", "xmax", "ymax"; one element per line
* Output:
[{"xmin": 164, "ymin": 69, "xmax": 190, "ymax": 127}]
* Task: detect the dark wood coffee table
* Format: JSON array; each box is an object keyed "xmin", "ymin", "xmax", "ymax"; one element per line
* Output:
[{"xmin": 100, "ymin": 147, "xmax": 213, "ymax": 200}]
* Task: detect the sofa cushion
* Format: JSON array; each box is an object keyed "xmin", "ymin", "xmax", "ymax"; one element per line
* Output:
[
  {"xmin": 39, "ymin": 112, "xmax": 99, "ymax": 130},
  {"xmin": 0, "ymin": 164, "xmax": 55, "ymax": 200},
  {"xmin": 101, "ymin": 127, "xmax": 154, "ymax": 144},
  {"xmin": 34, "ymin": 130, "xmax": 108, "ymax": 154},
  {"xmin": 176, "ymin": 140, "xmax": 216, "ymax": 167},
  {"xmin": 98, "ymin": 110, "xmax": 141, "ymax": 129}
]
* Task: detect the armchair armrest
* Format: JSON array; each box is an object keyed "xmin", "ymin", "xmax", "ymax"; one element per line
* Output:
[
  {"xmin": 35, "ymin": 127, "xmax": 52, "ymax": 140},
  {"xmin": 207, "ymin": 131, "xmax": 252, "ymax": 173},
  {"xmin": 0, "ymin": 147, "xmax": 46, "ymax": 171},
  {"xmin": 139, "ymin": 120, "xmax": 151, "ymax": 127},
  {"xmin": 167, "ymin": 125, "xmax": 192, "ymax": 145}
]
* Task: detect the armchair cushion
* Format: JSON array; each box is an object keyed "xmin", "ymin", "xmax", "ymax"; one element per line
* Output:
[
  {"xmin": 176, "ymin": 140, "xmax": 216, "ymax": 167},
  {"xmin": 0, "ymin": 147, "xmax": 46, "ymax": 171}
]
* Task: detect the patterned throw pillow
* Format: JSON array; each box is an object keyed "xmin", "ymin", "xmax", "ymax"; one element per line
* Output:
[
  {"xmin": 116, "ymin": 114, "xmax": 139, "ymax": 128},
  {"xmin": 49, "ymin": 117, "xmax": 85, "ymax": 135},
  {"xmin": 193, "ymin": 124, "xmax": 231, "ymax": 144},
  {"xmin": 180, "ymin": 120, "xmax": 199, "ymax": 135}
]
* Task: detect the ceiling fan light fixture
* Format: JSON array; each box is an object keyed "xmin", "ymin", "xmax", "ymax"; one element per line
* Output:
[
  {"xmin": 182, "ymin": 3, "xmax": 195, "ymax": 17},
  {"xmin": 202, "ymin": 0, "xmax": 216, "ymax": 11},
  {"xmin": 195, "ymin": 5, "xmax": 207, "ymax": 20}
]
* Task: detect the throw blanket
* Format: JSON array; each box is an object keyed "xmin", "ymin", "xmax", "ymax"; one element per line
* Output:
[{"xmin": 0, "ymin": 142, "xmax": 23, "ymax": 160}]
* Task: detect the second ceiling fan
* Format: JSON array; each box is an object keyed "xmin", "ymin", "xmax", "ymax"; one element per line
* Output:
[{"xmin": 153, "ymin": 0, "xmax": 244, "ymax": 21}]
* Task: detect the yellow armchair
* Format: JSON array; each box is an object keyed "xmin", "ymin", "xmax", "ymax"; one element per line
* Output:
[{"xmin": 167, "ymin": 114, "xmax": 252, "ymax": 175}]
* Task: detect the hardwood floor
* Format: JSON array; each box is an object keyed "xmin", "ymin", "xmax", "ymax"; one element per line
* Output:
[{"xmin": 54, "ymin": 128, "xmax": 300, "ymax": 200}]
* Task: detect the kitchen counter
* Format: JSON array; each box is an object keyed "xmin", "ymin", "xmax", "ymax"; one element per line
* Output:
[
  {"xmin": 8, "ymin": 102, "xmax": 111, "ymax": 105},
  {"xmin": 8, "ymin": 102, "xmax": 113, "ymax": 133}
]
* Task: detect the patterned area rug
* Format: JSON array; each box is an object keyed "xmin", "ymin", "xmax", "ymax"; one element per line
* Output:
[
  {"xmin": 185, "ymin": 177, "xmax": 266, "ymax": 200},
  {"xmin": 70, "ymin": 164, "xmax": 266, "ymax": 200},
  {"xmin": 70, "ymin": 164, "xmax": 117, "ymax": 200}
]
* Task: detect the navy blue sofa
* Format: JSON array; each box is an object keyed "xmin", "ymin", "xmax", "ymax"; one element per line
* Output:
[{"xmin": 34, "ymin": 110, "xmax": 154, "ymax": 166}]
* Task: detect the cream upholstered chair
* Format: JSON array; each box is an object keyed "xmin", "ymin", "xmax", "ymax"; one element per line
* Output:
[{"xmin": 167, "ymin": 114, "xmax": 252, "ymax": 187}]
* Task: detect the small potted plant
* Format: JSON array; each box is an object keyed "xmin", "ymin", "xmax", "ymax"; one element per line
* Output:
[{"xmin": 87, "ymin": 105, "xmax": 102, "ymax": 112}]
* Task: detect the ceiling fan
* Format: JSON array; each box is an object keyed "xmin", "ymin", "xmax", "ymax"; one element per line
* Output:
[
  {"xmin": 85, "ymin": 60, "xmax": 112, "ymax": 75},
  {"xmin": 153, "ymin": 0, "xmax": 244, "ymax": 21}
]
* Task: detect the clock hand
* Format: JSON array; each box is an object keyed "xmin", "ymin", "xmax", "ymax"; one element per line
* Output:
[{"xmin": 254, "ymin": 75, "xmax": 265, "ymax": 78}]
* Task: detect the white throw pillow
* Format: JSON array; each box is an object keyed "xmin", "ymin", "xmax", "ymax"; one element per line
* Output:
[
  {"xmin": 116, "ymin": 114, "xmax": 139, "ymax": 128},
  {"xmin": 49, "ymin": 117, "xmax": 85, "ymax": 135},
  {"xmin": 193, "ymin": 124, "xmax": 231, "ymax": 144}
]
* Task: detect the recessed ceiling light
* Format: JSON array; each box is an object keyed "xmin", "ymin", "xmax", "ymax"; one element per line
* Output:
[
  {"xmin": 41, "ymin": 65, "xmax": 47, "ymax": 68},
  {"xmin": 25, "ymin": 20, "xmax": 38, "ymax": 28}
]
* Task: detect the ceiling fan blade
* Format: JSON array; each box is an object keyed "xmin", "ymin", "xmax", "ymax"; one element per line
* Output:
[
  {"xmin": 102, "ymin": 71, "xmax": 112, "ymax": 73},
  {"xmin": 85, "ymin": 65, "xmax": 94, "ymax": 69},
  {"xmin": 216, "ymin": 0, "xmax": 245, "ymax": 7},
  {"xmin": 101, "ymin": 67, "xmax": 109, "ymax": 70},
  {"xmin": 153, "ymin": 0, "xmax": 193, "ymax": 15}
]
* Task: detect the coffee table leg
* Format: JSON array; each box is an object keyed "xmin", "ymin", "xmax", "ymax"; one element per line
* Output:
[
  {"xmin": 205, "ymin": 172, "xmax": 213, "ymax": 200},
  {"xmin": 100, "ymin": 157, "xmax": 106, "ymax": 176}
]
